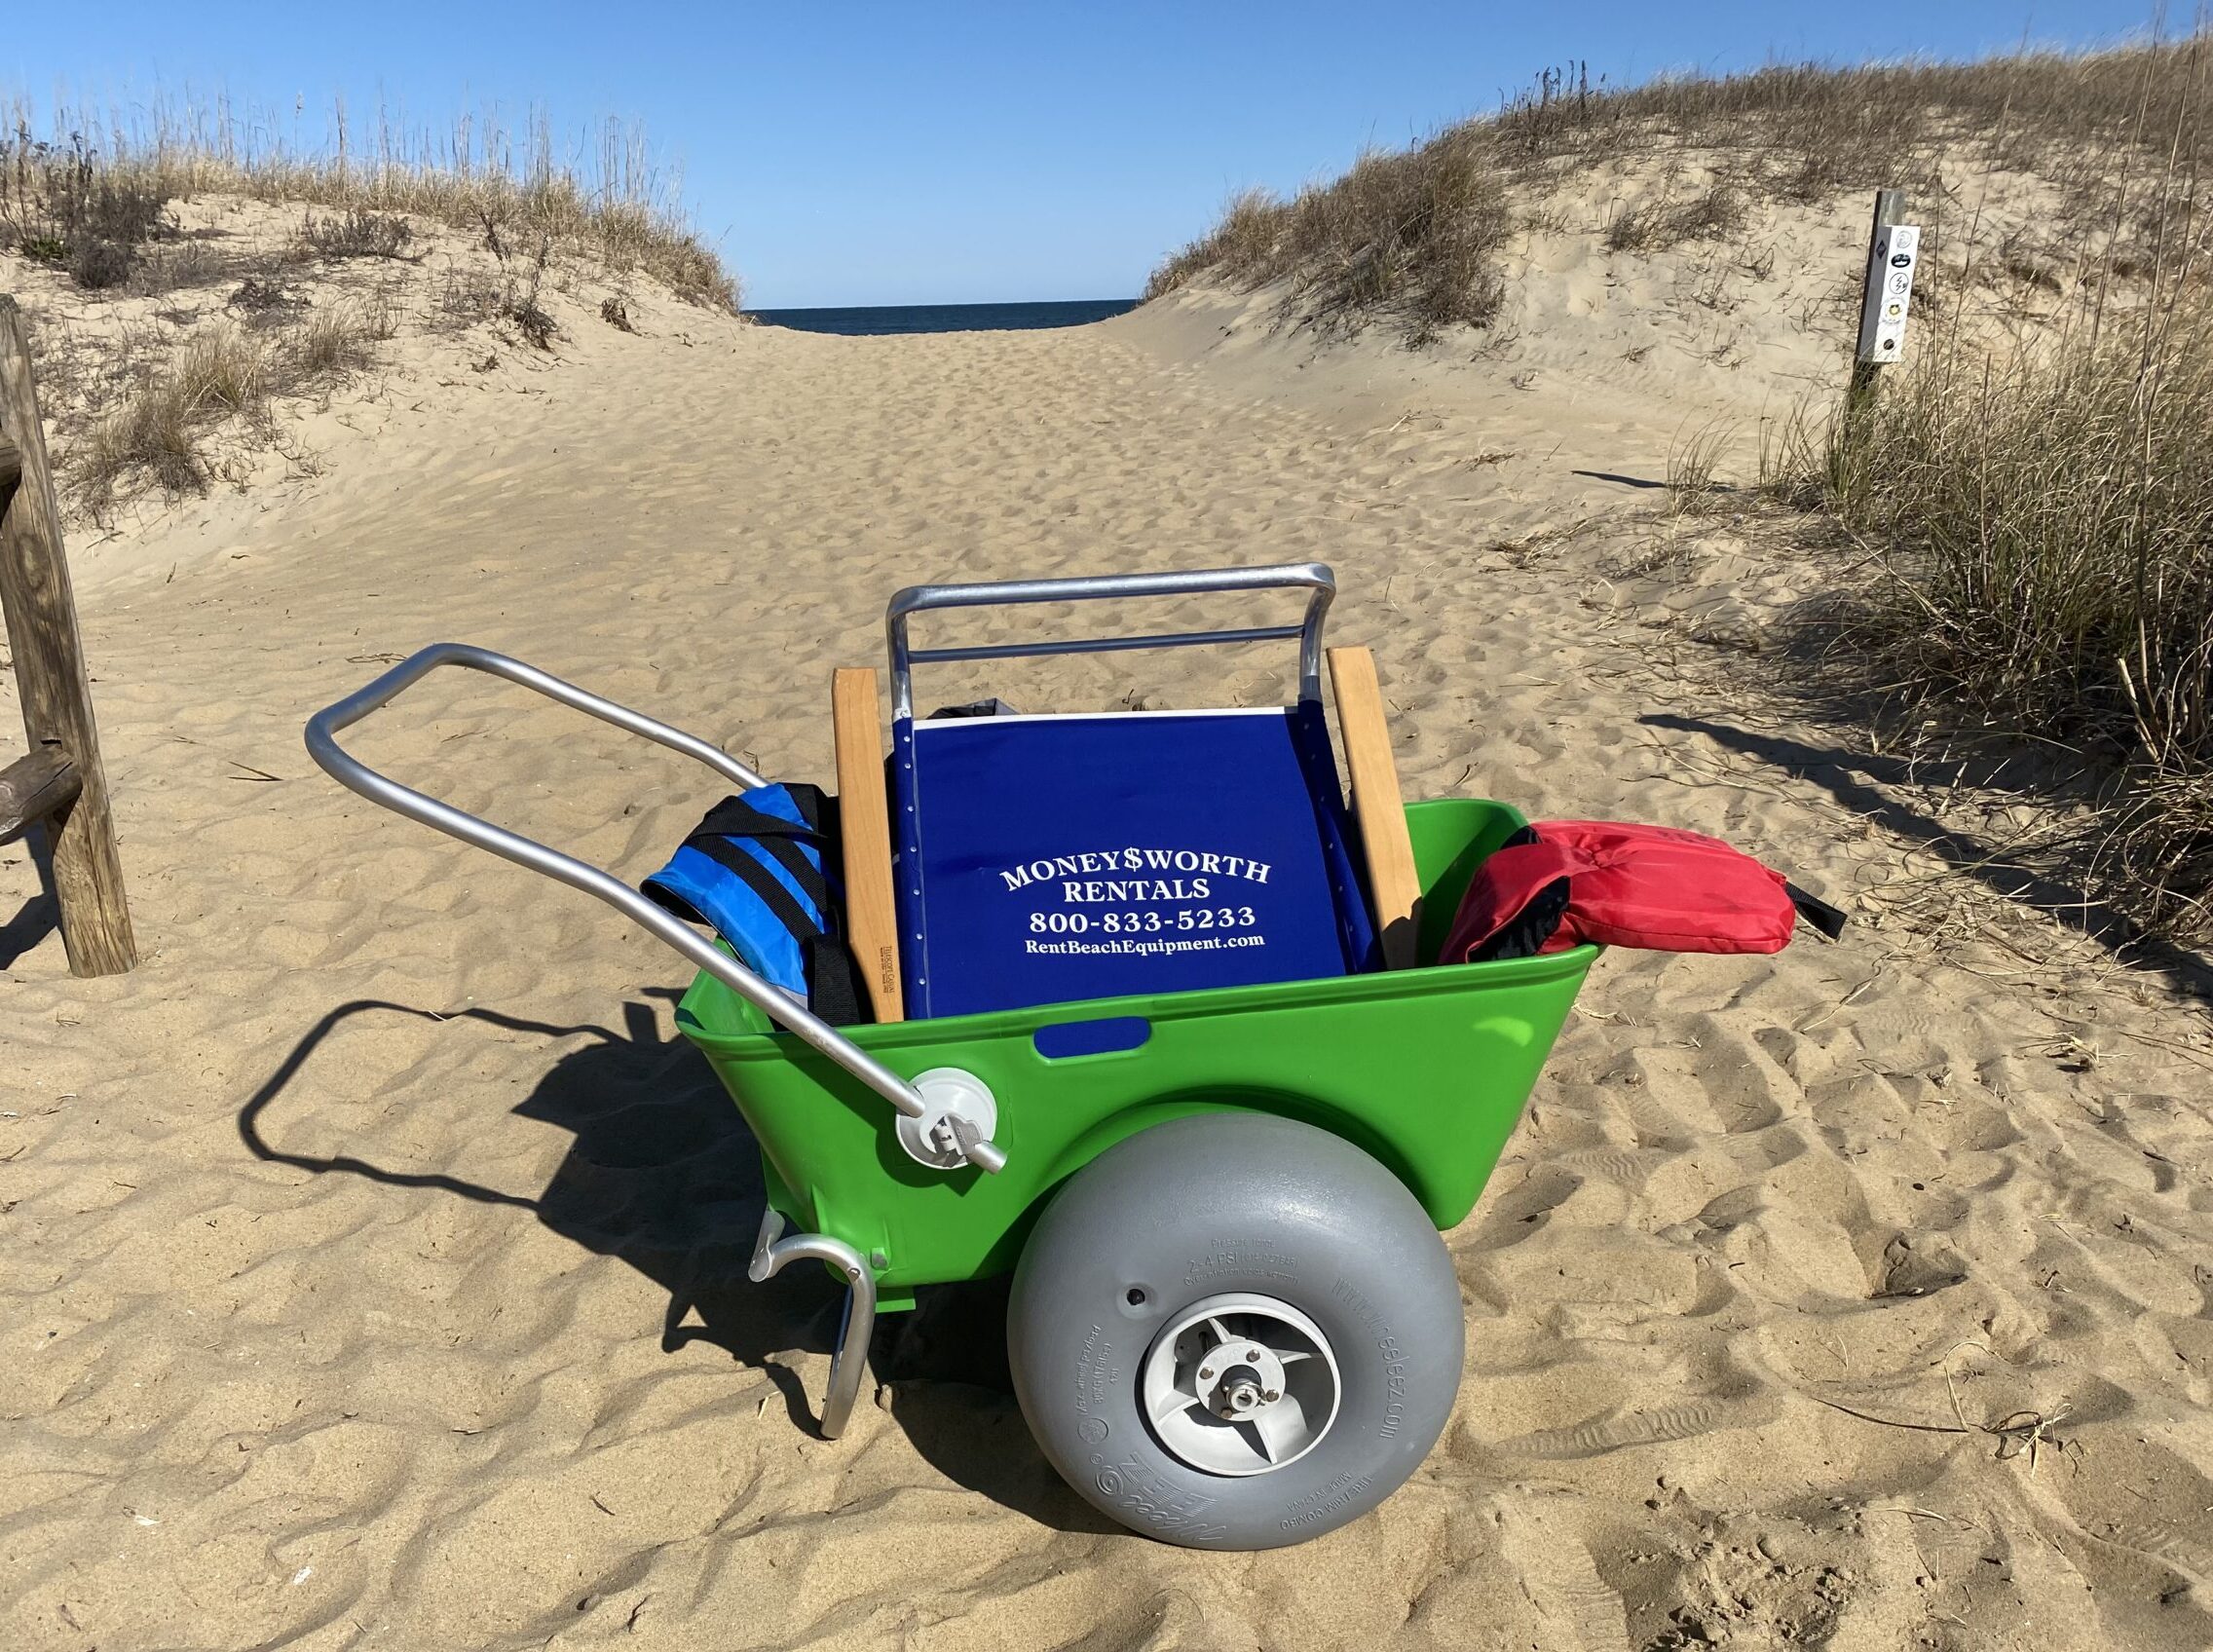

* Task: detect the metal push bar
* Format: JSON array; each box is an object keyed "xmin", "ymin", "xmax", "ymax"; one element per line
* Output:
[
  {"xmin": 885, "ymin": 563, "xmax": 1336, "ymax": 720},
  {"xmin": 303, "ymin": 643, "xmax": 1008, "ymax": 1179}
]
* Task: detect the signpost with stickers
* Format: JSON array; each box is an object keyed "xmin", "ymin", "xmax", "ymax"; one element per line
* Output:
[{"xmin": 1849, "ymin": 188, "xmax": 1919, "ymax": 417}]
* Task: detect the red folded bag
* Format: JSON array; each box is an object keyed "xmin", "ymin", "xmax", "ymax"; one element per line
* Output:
[{"xmin": 1442, "ymin": 820, "xmax": 1846, "ymax": 962}]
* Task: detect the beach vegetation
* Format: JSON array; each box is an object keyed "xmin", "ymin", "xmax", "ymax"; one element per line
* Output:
[
  {"xmin": 1772, "ymin": 280, "xmax": 2213, "ymax": 941},
  {"xmin": 1148, "ymin": 38, "xmax": 2211, "ymax": 345},
  {"xmin": 75, "ymin": 299, "xmax": 402, "ymax": 514},
  {"xmin": 297, "ymin": 207, "xmax": 415, "ymax": 262},
  {"xmin": 3, "ymin": 94, "xmax": 735, "ymax": 309}
]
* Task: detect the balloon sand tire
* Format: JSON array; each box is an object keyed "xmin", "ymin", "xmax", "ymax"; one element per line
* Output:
[{"xmin": 1007, "ymin": 1113, "xmax": 1464, "ymax": 1549}]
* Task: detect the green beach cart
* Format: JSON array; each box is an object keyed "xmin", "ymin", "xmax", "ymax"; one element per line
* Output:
[{"xmin": 305, "ymin": 564, "xmax": 1598, "ymax": 1548}]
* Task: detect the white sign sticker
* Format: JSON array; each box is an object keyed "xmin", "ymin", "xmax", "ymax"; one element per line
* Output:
[{"xmin": 1856, "ymin": 222, "xmax": 1920, "ymax": 363}]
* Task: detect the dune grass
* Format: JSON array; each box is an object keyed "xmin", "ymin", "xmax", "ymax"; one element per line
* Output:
[
  {"xmin": 73, "ymin": 299, "xmax": 399, "ymax": 512},
  {"xmin": 1147, "ymin": 36, "xmax": 2213, "ymax": 341},
  {"xmin": 1147, "ymin": 137, "xmax": 1511, "ymax": 341},
  {"xmin": 1724, "ymin": 40, "xmax": 2213, "ymax": 944},
  {"xmin": 1777, "ymin": 278, "xmax": 2213, "ymax": 941},
  {"xmin": 3, "ymin": 94, "xmax": 736, "ymax": 309},
  {"xmin": 6, "ymin": 91, "xmax": 733, "ymax": 517}
]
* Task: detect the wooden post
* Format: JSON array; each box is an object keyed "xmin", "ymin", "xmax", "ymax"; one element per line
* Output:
[
  {"xmin": 0, "ymin": 296, "xmax": 136, "ymax": 975},
  {"xmin": 831, "ymin": 667, "xmax": 902, "ymax": 1022},
  {"xmin": 1847, "ymin": 188, "xmax": 1907, "ymax": 423},
  {"xmin": 1328, "ymin": 647, "xmax": 1423, "ymax": 970}
]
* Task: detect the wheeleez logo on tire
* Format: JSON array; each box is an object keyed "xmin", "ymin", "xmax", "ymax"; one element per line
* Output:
[
  {"xmin": 1332, "ymin": 1276, "xmax": 1408, "ymax": 1440},
  {"xmin": 1086, "ymin": 1450, "xmax": 1225, "ymax": 1541}
]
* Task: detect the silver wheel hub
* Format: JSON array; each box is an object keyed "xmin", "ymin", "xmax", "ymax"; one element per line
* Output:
[{"xmin": 1139, "ymin": 1293, "xmax": 1340, "ymax": 1477}]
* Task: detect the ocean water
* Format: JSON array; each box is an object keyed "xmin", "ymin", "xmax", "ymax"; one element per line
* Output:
[{"xmin": 746, "ymin": 298, "xmax": 1138, "ymax": 336}]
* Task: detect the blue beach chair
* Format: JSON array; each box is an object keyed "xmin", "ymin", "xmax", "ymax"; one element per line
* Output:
[{"xmin": 886, "ymin": 568, "xmax": 1380, "ymax": 1019}]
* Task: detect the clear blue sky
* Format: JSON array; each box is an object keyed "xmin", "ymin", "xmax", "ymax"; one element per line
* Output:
[{"xmin": 7, "ymin": 1, "xmax": 2175, "ymax": 308}]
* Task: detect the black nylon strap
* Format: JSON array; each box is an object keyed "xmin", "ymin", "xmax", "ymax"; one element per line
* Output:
[
  {"xmin": 736, "ymin": 828, "xmax": 835, "ymax": 920},
  {"xmin": 693, "ymin": 796, "xmax": 827, "ymax": 846},
  {"xmin": 803, "ymin": 934, "xmax": 867, "ymax": 1027},
  {"xmin": 688, "ymin": 799, "xmax": 835, "ymax": 921},
  {"xmin": 687, "ymin": 834, "xmax": 824, "ymax": 945},
  {"xmin": 1785, "ymin": 882, "xmax": 1848, "ymax": 941}
]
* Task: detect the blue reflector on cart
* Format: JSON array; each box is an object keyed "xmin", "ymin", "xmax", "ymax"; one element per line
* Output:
[
  {"xmin": 1033, "ymin": 1016, "xmax": 1153, "ymax": 1059},
  {"xmin": 892, "ymin": 706, "xmax": 1377, "ymax": 1019}
]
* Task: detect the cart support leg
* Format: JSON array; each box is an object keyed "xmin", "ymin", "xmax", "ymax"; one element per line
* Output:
[{"xmin": 749, "ymin": 1212, "xmax": 878, "ymax": 1440}]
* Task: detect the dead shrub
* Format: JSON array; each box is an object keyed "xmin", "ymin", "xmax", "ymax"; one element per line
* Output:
[
  {"xmin": 228, "ymin": 275, "xmax": 304, "ymax": 317},
  {"xmin": 128, "ymin": 240, "xmax": 229, "ymax": 294},
  {"xmin": 6, "ymin": 97, "xmax": 737, "ymax": 311},
  {"xmin": 434, "ymin": 270, "xmax": 502, "ymax": 328},
  {"xmin": 1, "ymin": 129, "xmax": 173, "ymax": 288},
  {"xmin": 1776, "ymin": 281, "xmax": 2213, "ymax": 939},
  {"xmin": 81, "ymin": 380, "xmax": 203, "ymax": 500},
  {"xmin": 360, "ymin": 289, "xmax": 399, "ymax": 340},
  {"xmin": 1605, "ymin": 181, "xmax": 1748, "ymax": 254},
  {"xmin": 297, "ymin": 207, "xmax": 413, "ymax": 260},
  {"xmin": 491, "ymin": 229, "xmax": 560, "ymax": 349},
  {"xmin": 1603, "ymin": 199, "xmax": 1666, "ymax": 253},
  {"xmin": 504, "ymin": 296, "xmax": 557, "ymax": 350},
  {"xmin": 1146, "ymin": 138, "xmax": 1510, "ymax": 341},
  {"xmin": 1145, "ymin": 187, "xmax": 1283, "ymax": 297},
  {"xmin": 1671, "ymin": 181, "xmax": 1748, "ymax": 241},
  {"xmin": 65, "ymin": 238, "xmax": 132, "ymax": 289}
]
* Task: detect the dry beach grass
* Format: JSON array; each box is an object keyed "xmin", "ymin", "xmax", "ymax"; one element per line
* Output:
[{"xmin": 4, "ymin": 95, "xmax": 736, "ymax": 525}]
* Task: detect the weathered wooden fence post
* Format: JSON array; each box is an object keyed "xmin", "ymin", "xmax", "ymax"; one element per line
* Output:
[{"xmin": 0, "ymin": 294, "xmax": 136, "ymax": 975}]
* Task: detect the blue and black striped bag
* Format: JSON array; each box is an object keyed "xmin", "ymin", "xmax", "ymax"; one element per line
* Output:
[{"xmin": 640, "ymin": 783, "xmax": 867, "ymax": 1025}]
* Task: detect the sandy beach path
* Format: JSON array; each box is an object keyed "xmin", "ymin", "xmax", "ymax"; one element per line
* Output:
[{"xmin": 5, "ymin": 309, "xmax": 2211, "ymax": 1651}]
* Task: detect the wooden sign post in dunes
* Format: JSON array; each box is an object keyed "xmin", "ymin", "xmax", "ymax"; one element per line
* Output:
[
  {"xmin": 1848, "ymin": 188, "xmax": 1920, "ymax": 420},
  {"xmin": 0, "ymin": 295, "xmax": 136, "ymax": 976}
]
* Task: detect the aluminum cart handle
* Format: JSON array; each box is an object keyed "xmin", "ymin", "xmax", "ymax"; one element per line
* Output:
[
  {"xmin": 304, "ymin": 643, "xmax": 1006, "ymax": 1176},
  {"xmin": 886, "ymin": 561, "xmax": 1334, "ymax": 719}
]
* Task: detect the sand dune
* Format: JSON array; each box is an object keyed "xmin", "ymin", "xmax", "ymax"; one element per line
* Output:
[{"xmin": 5, "ymin": 227, "xmax": 2213, "ymax": 1650}]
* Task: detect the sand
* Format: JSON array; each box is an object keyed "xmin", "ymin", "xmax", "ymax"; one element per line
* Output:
[{"xmin": 6, "ymin": 201, "xmax": 2213, "ymax": 1651}]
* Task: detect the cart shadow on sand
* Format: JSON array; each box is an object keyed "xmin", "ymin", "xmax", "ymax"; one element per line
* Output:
[{"xmin": 235, "ymin": 992, "xmax": 1113, "ymax": 1534}]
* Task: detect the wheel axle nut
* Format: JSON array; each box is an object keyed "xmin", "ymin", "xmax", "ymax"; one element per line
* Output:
[{"xmin": 1215, "ymin": 1364, "xmax": 1264, "ymax": 1415}]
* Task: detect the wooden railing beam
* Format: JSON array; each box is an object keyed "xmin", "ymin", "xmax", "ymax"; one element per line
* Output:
[{"xmin": 0, "ymin": 743, "xmax": 79, "ymax": 842}]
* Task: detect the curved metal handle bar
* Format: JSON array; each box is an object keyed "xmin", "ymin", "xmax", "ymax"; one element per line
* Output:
[
  {"xmin": 885, "ymin": 562, "xmax": 1335, "ymax": 719},
  {"xmin": 303, "ymin": 643, "xmax": 1008, "ymax": 1177}
]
